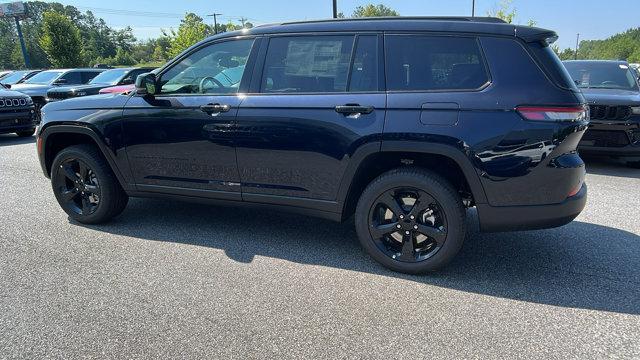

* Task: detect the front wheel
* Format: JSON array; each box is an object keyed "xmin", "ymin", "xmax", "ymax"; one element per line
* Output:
[
  {"xmin": 51, "ymin": 144, "xmax": 128, "ymax": 224},
  {"xmin": 355, "ymin": 168, "xmax": 466, "ymax": 274}
]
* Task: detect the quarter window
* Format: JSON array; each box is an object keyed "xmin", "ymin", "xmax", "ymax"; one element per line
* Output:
[
  {"xmin": 385, "ymin": 35, "xmax": 489, "ymax": 91},
  {"xmin": 159, "ymin": 39, "xmax": 254, "ymax": 95},
  {"xmin": 349, "ymin": 35, "xmax": 378, "ymax": 92},
  {"xmin": 261, "ymin": 36, "xmax": 354, "ymax": 93}
]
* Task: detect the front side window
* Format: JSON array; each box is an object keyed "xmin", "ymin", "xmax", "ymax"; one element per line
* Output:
[
  {"xmin": 61, "ymin": 72, "xmax": 83, "ymax": 84},
  {"xmin": 261, "ymin": 36, "xmax": 354, "ymax": 93},
  {"xmin": 386, "ymin": 35, "xmax": 489, "ymax": 91},
  {"xmin": 159, "ymin": 38, "xmax": 254, "ymax": 95}
]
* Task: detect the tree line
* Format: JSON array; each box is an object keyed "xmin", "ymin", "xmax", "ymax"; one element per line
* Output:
[{"xmin": 0, "ymin": 1, "xmax": 252, "ymax": 69}]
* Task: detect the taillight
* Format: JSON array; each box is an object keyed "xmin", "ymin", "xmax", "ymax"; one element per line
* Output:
[{"xmin": 516, "ymin": 105, "xmax": 588, "ymax": 122}]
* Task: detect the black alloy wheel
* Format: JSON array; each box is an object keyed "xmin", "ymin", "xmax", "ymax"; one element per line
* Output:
[
  {"xmin": 53, "ymin": 158, "xmax": 101, "ymax": 216},
  {"xmin": 355, "ymin": 168, "xmax": 466, "ymax": 274},
  {"xmin": 369, "ymin": 187, "xmax": 447, "ymax": 262},
  {"xmin": 51, "ymin": 144, "xmax": 128, "ymax": 224}
]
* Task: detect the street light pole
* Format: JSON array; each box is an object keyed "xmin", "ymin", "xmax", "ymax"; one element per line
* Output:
[
  {"xmin": 574, "ymin": 33, "xmax": 580, "ymax": 60},
  {"xmin": 472, "ymin": 0, "xmax": 475, "ymax": 17},
  {"xmin": 14, "ymin": 16, "xmax": 30, "ymax": 68},
  {"xmin": 332, "ymin": 0, "xmax": 337, "ymax": 18}
]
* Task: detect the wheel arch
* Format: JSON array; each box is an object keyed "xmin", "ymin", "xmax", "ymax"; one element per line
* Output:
[
  {"xmin": 39, "ymin": 125, "xmax": 131, "ymax": 191},
  {"xmin": 338, "ymin": 141, "xmax": 488, "ymax": 220}
]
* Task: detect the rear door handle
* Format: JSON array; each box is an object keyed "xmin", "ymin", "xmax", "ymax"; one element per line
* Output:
[
  {"xmin": 335, "ymin": 104, "xmax": 374, "ymax": 117},
  {"xmin": 200, "ymin": 103, "xmax": 230, "ymax": 115}
]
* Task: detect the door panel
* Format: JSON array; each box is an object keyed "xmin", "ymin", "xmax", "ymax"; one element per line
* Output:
[
  {"xmin": 123, "ymin": 95, "xmax": 243, "ymax": 198},
  {"xmin": 235, "ymin": 93, "xmax": 385, "ymax": 201}
]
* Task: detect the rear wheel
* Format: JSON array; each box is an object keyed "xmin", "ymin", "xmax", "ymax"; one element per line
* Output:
[
  {"xmin": 15, "ymin": 129, "xmax": 35, "ymax": 137},
  {"xmin": 51, "ymin": 144, "xmax": 128, "ymax": 224},
  {"xmin": 355, "ymin": 168, "xmax": 466, "ymax": 274}
]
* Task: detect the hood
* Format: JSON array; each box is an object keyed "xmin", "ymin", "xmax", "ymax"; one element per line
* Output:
[
  {"xmin": 42, "ymin": 93, "xmax": 130, "ymax": 113},
  {"xmin": 9, "ymin": 83, "xmax": 52, "ymax": 97},
  {"xmin": 0, "ymin": 87, "xmax": 30, "ymax": 98},
  {"xmin": 579, "ymin": 88, "xmax": 640, "ymax": 106}
]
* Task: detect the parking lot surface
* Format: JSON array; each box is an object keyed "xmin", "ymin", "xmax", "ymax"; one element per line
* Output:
[{"xmin": 1, "ymin": 133, "xmax": 639, "ymax": 359}]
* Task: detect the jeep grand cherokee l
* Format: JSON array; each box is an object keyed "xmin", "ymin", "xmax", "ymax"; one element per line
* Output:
[
  {"xmin": 36, "ymin": 17, "xmax": 588, "ymax": 274},
  {"xmin": 563, "ymin": 60, "xmax": 640, "ymax": 167},
  {"xmin": 0, "ymin": 85, "xmax": 36, "ymax": 137}
]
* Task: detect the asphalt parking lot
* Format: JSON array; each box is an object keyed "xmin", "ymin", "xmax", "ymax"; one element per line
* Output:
[{"xmin": 1, "ymin": 133, "xmax": 639, "ymax": 359}]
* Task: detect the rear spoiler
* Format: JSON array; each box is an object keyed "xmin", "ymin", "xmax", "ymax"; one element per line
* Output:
[{"xmin": 516, "ymin": 26, "xmax": 558, "ymax": 45}]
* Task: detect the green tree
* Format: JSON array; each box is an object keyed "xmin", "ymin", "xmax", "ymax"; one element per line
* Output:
[
  {"xmin": 487, "ymin": 0, "xmax": 536, "ymax": 26},
  {"xmin": 167, "ymin": 13, "xmax": 209, "ymax": 58},
  {"xmin": 351, "ymin": 4, "xmax": 399, "ymax": 17},
  {"xmin": 39, "ymin": 10, "xmax": 82, "ymax": 67}
]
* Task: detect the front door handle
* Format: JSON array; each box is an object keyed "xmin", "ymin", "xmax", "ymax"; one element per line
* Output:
[
  {"xmin": 335, "ymin": 104, "xmax": 374, "ymax": 118},
  {"xmin": 200, "ymin": 103, "xmax": 230, "ymax": 115}
]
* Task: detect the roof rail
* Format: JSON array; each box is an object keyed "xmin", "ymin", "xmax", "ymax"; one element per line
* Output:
[{"xmin": 280, "ymin": 16, "xmax": 507, "ymax": 26}]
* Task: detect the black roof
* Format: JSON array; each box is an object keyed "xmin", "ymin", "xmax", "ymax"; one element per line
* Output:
[
  {"xmin": 210, "ymin": 17, "xmax": 556, "ymax": 43},
  {"xmin": 563, "ymin": 60, "xmax": 629, "ymax": 65}
]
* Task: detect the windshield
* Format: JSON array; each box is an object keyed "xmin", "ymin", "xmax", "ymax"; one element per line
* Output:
[
  {"xmin": 0, "ymin": 71, "xmax": 29, "ymax": 84},
  {"xmin": 564, "ymin": 62, "xmax": 639, "ymax": 90},
  {"xmin": 23, "ymin": 70, "xmax": 63, "ymax": 85},
  {"xmin": 89, "ymin": 69, "xmax": 128, "ymax": 85}
]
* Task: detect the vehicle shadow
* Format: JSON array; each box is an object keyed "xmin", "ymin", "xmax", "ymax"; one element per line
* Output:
[
  {"xmin": 81, "ymin": 198, "xmax": 640, "ymax": 316},
  {"xmin": 584, "ymin": 156, "xmax": 640, "ymax": 179},
  {"xmin": 0, "ymin": 133, "xmax": 35, "ymax": 147}
]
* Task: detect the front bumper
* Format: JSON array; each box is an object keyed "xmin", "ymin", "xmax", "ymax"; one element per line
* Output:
[
  {"xmin": 477, "ymin": 184, "xmax": 587, "ymax": 232},
  {"xmin": 0, "ymin": 107, "xmax": 37, "ymax": 134},
  {"xmin": 578, "ymin": 120, "xmax": 640, "ymax": 160}
]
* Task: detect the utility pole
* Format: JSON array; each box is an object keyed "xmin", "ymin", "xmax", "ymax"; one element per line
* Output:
[
  {"xmin": 14, "ymin": 16, "xmax": 30, "ymax": 68},
  {"xmin": 208, "ymin": 13, "xmax": 222, "ymax": 34},
  {"xmin": 332, "ymin": 0, "xmax": 337, "ymax": 18},
  {"xmin": 239, "ymin": 17, "xmax": 247, "ymax": 28},
  {"xmin": 472, "ymin": 0, "xmax": 475, "ymax": 17},
  {"xmin": 574, "ymin": 33, "xmax": 580, "ymax": 60}
]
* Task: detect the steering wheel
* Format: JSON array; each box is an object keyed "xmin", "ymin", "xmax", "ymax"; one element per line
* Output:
[{"xmin": 199, "ymin": 76, "xmax": 225, "ymax": 93}]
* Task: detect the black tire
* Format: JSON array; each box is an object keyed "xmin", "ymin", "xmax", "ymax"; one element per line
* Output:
[
  {"xmin": 626, "ymin": 161, "xmax": 640, "ymax": 169},
  {"xmin": 355, "ymin": 167, "xmax": 466, "ymax": 274},
  {"xmin": 15, "ymin": 129, "xmax": 35, "ymax": 137},
  {"xmin": 51, "ymin": 144, "xmax": 128, "ymax": 224}
]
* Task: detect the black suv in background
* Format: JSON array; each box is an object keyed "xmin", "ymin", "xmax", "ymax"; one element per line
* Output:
[
  {"xmin": 564, "ymin": 60, "xmax": 640, "ymax": 167},
  {"xmin": 0, "ymin": 85, "xmax": 36, "ymax": 137},
  {"xmin": 37, "ymin": 17, "xmax": 588, "ymax": 274},
  {"xmin": 46, "ymin": 67, "xmax": 155, "ymax": 101}
]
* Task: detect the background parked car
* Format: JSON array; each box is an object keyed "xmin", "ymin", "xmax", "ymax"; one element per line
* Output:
[
  {"xmin": 0, "ymin": 84, "xmax": 36, "ymax": 137},
  {"xmin": 564, "ymin": 60, "xmax": 640, "ymax": 167},
  {"xmin": 0, "ymin": 70, "xmax": 13, "ymax": 80},
  {"xmin": 0, "ymin": 70, "xmax": 42, "ymax": 86},
  {"xmin": 10, "ymin": 68, "xmax": 105, "ymax": 121},
  {"xmin": 46, "ymin": 67, "xmax": 154, "ymax": 101}
]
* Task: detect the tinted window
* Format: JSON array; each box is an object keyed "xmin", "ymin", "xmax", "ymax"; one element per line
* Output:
[
  {"xmin": 122, "ymin": 69, "xmax": 150, "ymax": 85},
  {"xmin": 563, "ymin": 61, "xmax": 639, "ymax": 91},
  {"xmin": 349, "ymin": 35, "xmax": 378, "ymax": 92},
  {"xmin": 385, "ymin": 35, "xmax": 489, "ymax": 91},
  {"xmin": 261, "ymin": 36, "xmax": 354, "ymax": 93},
  {"xmin": 61, "ymin": 72, "xmax": 82, "ymax": 84},
  {"xmin": 160, "ymin": 39, "xmax": 254, "ymax": 95},
  {"xmin": 528, "ymin": 42, "xmax": 578, "ymax": 91},
  {"xmin": 81, "ymin": 72, "xmax": 100, "ymax": 84}
]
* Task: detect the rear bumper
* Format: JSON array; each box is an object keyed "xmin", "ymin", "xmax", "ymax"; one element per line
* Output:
[{"xmin": 477, "ymin": 183, "xmax": 587, "ymax": 232}]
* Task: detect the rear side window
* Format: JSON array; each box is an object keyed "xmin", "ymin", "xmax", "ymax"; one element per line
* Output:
[
  {"xmin": 261, "ymin": 36, "xmax": 354, "ymax": 93},
  {"xmin": 81, "ymin": 72, "xmax": 99, "ymax": 84},
  {"xmin": 348, "ymin": 35, "xmax": 378, "ymax": 92},
  {"xmin": 527, "ymin": 42, "xmax": 578, "ymax": 91},
  {"xmin": 385, "ymin": 35, "xmax": 489, "ymax": 91},
  {"xmin": 60, "ymin": 71, "xmax": 82, "ymax": 84}
]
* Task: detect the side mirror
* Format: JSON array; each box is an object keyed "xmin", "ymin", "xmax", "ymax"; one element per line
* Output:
[
  {"xmin": 135, "ymin": 73, "xmax": 157, "ymax": 96},
  {"xmin": 53, "ymin": 78, "xmax": 67, "ymax": 85},
  {"xmin": 121, "ymin": 77, "xmax": 133, "ymax": 85}
]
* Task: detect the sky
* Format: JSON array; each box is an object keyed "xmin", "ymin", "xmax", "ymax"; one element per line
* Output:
[{"xmin": 39, "ymin": 0, "xmax": 640, "ymax": 50}]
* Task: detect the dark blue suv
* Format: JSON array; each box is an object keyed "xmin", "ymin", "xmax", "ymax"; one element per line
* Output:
[{"xmin": 37, "ymin": 17, "xmax": 588, "ymax": 273}]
